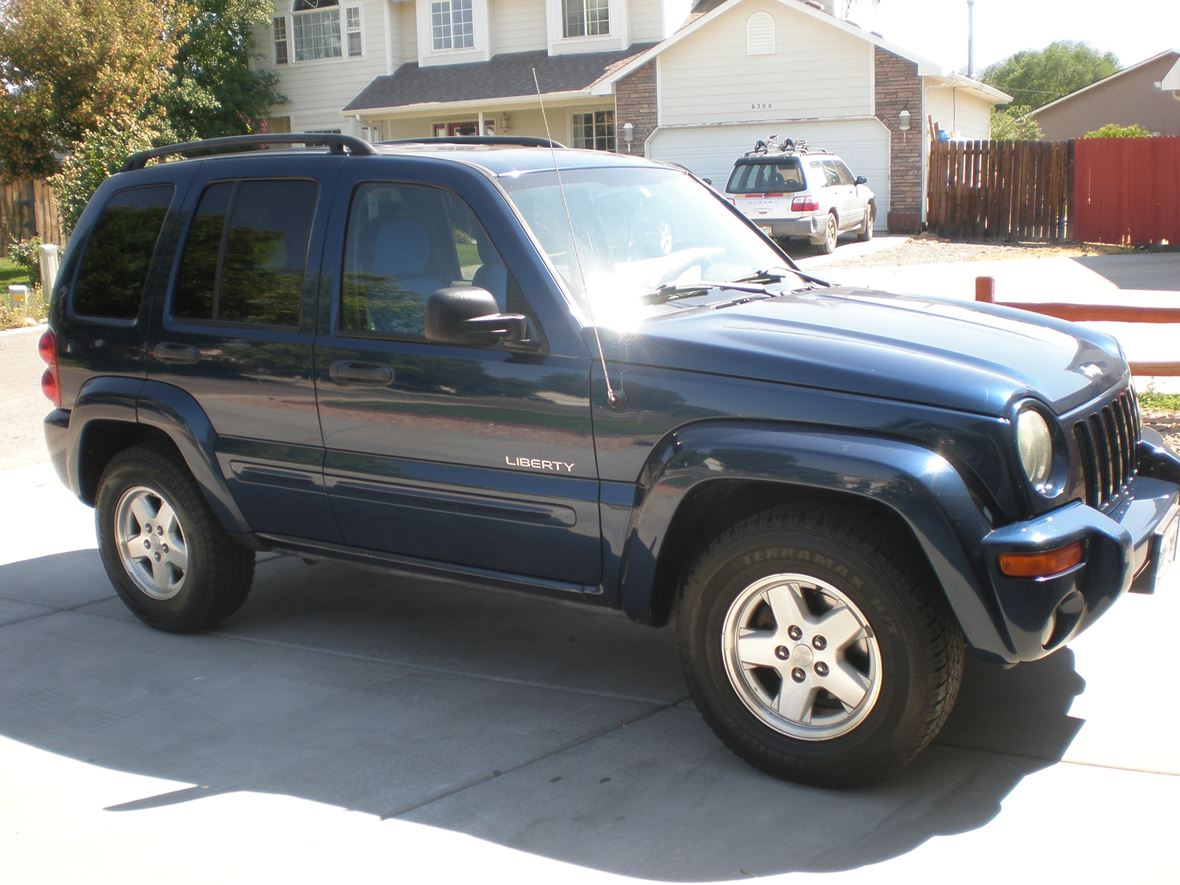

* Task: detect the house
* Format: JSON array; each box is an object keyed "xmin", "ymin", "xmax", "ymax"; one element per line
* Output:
[
  {"xmin": 253, "ymin": 0, "xmax": 1009, "ymax": 231},
  {"xmin": 1030, "ymin": 50, "xmax": 1180, "ymax": 140}
]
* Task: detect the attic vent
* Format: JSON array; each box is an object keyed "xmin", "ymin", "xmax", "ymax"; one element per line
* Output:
[{"xmin": 746, "ymin": 12, "xmax": 775, "ymax": 56}]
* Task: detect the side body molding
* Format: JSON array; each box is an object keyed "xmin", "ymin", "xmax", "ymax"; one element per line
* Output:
[
  {"xmin": 68, "ymin": 376, "xmax": 252, "ymax": 536},
  {"xmin": 612, "ymin": 422, "xmax": 1013, "ymax": 659}
]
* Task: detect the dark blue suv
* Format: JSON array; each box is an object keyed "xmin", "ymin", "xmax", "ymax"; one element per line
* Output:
[{"xmin": 40, "ymin": 134, "xmax": 1180, "ymax": 786}]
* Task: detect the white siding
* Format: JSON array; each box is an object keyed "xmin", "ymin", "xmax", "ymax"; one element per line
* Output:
[
  {"xmin": 492, "ymin": 0, "xmax": 547, "ymax": 53},
  {"xmin": 658, "ymin": 1, "xmax": 874, "ymax": 127},
  {"xmin": 648, "ymin": 119, "xmax": 890, "ymax": 227},
  {"xmin": 925, "ymin": 85, "xmax": 992, "ymax": 140},
  {"xmin": 630, "ymin": 0, "xmax": 669, "ymax": 43},
  {"xmin": 398, "ymin": 1, "xmax": 417, "ymax": 62},
  {"xmin": 254, "ymin": 1, "xmax": 391, "ymax": 133}
]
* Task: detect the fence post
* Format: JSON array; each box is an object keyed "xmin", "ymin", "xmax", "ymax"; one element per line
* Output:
[
  {"xmin": 38, "ymin": 243, "xmax": 60, "ymax": 300},
  {"xmin": 975, "ymin": 276, "xmax": 995, "ymax": 303}
]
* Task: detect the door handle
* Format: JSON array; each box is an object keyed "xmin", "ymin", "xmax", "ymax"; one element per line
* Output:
[
  {"xmin": 151, "ymin": 342, "xmax": 200, "ymax": 365},
  {"xmin": 329, "ymin": 360, "xmax": 394, "ymax": 385}
]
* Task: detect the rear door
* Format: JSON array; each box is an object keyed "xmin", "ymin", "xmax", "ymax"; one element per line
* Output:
[
  {"xmin": 313, "ymin": 161, "xmax": 601, "ymax": 586},
  {"xmin": 148, "ymin": 157, "xmax": 343, "ymax": 542}
]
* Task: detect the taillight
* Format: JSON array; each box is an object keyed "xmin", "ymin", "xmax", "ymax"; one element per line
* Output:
[
  {"xmin": 791, "ymin": 195, "xmax": 820, "ymax": 212},
  {"xmin": 38, "ymin": 329, "xmax": 60, "ymax": 407}
]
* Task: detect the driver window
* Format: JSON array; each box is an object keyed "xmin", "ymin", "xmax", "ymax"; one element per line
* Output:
[{"xmin": 340, "ymin": 183, "xmax": 518, "ymax": 339}]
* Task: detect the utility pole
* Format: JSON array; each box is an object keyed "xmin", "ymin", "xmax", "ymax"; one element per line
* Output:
[{"xmin": 967, "ymin": 0, "xmax": 976, "ymax": 77}]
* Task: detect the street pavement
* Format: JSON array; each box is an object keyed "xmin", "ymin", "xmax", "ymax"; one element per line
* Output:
[{"xmin": 3, "ymin": 253, "xmax": 1180, "ymax": 883}]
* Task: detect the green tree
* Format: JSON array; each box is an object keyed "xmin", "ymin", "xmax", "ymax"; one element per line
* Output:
[
  {"xmin": 1083, "ymin": 122, "xmax": 1154, "ymax": 138},
  {"xmin": 983, "ymin": 41, "xmax": 1119, "ymax": 109},
  {"xmin": 164, "ymin": 0, "xmax": 285, "ymax": 141},
  {"xmin": 0, "ymin": 0, "xmax": 186, "ymax": 180},
  {"xmin": 989, "ymin": 105, "xmax": 1045, "ymax": 141}
]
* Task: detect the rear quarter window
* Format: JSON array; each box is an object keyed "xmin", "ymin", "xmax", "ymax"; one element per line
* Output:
[{"xmin": 72, "ymin": 185, "xmax": 175, "ymax": 319}]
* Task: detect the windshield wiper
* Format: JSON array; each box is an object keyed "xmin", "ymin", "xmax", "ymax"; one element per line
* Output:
[
  {"xmin": 642, "ymin": 280, "xmax": 777, "ymax": 304},
  {"xmin": 738, "ymin": 265, "xmax": 829, "ymax": 288}
]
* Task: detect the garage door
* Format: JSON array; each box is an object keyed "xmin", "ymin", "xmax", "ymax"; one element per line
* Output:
[{"xmin": 648, "ymin": 120, "xmax": 890, "ymax": 230}]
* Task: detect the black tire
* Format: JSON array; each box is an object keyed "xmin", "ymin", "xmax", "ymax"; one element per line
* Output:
[
  {"xmin": 857, "ymin": 204, "xmax": 875, "ymax": 241},
  {"xmin": 95, "ymin": 443, "xmax": 255, "ymax": 633},
  {"xmin": 814, "ymin": 213, "xmax": 838, "ymax": 254},
  {"xmin": 677, "ymin": 505, "xmax": 964, "ymax": 787}
]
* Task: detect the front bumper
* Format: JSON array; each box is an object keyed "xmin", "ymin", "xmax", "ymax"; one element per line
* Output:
[{"xmin": 980, "ymin": 430, "xmax": 1180, "ymax": 661}]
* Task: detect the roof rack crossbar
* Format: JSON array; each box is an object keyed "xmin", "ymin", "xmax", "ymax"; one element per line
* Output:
[
  {"xmin": 121, "ymin": 133, "xmax": 377, "ymax": 172},
  {"xmin": 379, "ymin": 136, "xmax": 566, "ymax": 149}
]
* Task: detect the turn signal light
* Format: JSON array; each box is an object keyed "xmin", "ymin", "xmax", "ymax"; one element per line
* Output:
[
  {"xmin": 791, "ymin": 195, "xmax": 820, "ymax": 212},
  {"xmin": 38, "ymin": 328, "xmax": 60, "ymax": 407},
  {"xmin": 998, "ymin": 541, "xmax": 1085, "ymax": 578}
]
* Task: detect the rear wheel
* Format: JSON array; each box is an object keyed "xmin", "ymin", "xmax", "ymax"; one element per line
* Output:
[
  {"xmin": 814, "ymin": 213, "xmax": 838, "ymax": 254},
  {"xmin": 96, "ymin": 444, "xmax": 255, "ymax": 633},
  {"xmin": 677, "ymin": 505, "xmax": 964, "ymax": 786}
]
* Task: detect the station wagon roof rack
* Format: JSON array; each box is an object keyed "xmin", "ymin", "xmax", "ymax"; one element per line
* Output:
[
  {"xmin": 380, "ymin": 135, "xmax": 566, "ymax": 149},
  {"xmin": 742, "ymin": 135, "xmax": 830, "ymax": 158},
  {"xmin": 121, "ymin": 132, "xmax": 377, "ymax": 171}
]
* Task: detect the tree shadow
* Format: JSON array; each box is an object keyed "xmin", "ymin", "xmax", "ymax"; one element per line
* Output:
[
  {"xmin": 1070, "ymin": 254, "xmax": 1180, "ymax": 293},
  {"xmin": 0, "ymin": 551, "xmax": 1086, "ymax": 881}
]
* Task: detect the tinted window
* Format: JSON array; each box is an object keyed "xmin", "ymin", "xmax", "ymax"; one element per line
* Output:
[
  {"xmin": 725, "ymin": 159, "xmax": 806, "ymax": 194},
  {"xmin": 172, "ymin": 180, "xmax": 317, "ymax": 327},
  {"xmin": 73, "ymin": 185, "xmax": 174, "ymax": 319},
  {"xmin": 340, "ymin": 183, "xmax": 512, "ymax": 339}
]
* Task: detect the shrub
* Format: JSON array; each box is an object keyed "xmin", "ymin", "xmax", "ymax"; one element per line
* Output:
[
  {"xmin": 0, "ymin": 282, "xmax": 45, "ymax": 329},
  {"xmin": 7, "ymin": 236, "xmax": 41, "ymax": 285},
  {"xmin": 1083, "ymin": 123, "xmax": 1154, "ymax": 139}
]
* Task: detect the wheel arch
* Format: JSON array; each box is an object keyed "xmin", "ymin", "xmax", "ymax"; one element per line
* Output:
[
  {"xmin": 615, "ymin": 422, "xmax": 1013, "ymax": 659},
  {"xmin": 68, "ymin": 376, "xmax": 252, "ymax": 536}
]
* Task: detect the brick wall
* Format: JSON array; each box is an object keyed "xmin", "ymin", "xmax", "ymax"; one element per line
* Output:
[
  {"xmin": 614, "ymin": 61, "xmax": 657, "ymax": 157},
  {"xmin": 874, "ymin": 47, "xmax": 923, "ymax": 233}
]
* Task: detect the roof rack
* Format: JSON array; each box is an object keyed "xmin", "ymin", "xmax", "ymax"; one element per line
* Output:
[
  {"xmin": 380, "ymin": 135, "xmax": 566, "ymax": 149},
  {"xmin": 121, "ymin": 133, "xmax": 377, "ymax": 172},
  {"xmin": 742, "ymin": 135, "xmax": 830, "ymax": 158}
]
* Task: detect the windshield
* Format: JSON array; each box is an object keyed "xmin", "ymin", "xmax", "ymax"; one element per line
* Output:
[
  {"xmin": 499, "ymin": 166, "xmax": 786, "ymax": 324},
  {"xmin": 725, "ymin": 159, "xmax": 807, "ymax": 194}
]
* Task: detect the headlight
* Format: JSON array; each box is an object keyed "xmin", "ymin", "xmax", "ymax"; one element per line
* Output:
[{"xmin": 1016, "ymin": 408, "xmax": 1053, "ymax": 488}]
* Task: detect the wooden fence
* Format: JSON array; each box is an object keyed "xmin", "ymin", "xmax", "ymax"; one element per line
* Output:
[
  {"xmin": 0, "ymin": 179, "xmax": 65, "ymax": 249},
  {"xmin": 1074, "ymin": 136, "xmax": 1180, "ymax": 246},
  {"xmin": 927, "ymin": 140, "xmax": 1073, "ymax": 242}
]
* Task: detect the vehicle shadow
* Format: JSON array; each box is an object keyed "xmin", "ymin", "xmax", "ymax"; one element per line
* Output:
[
  {"xmin": 1070, "ymin": 253, "xmax": 1180, "ymax": 292},
  {"xmin": 0, "ymin": 551, "xmax": 1086, "ymax": 881}
]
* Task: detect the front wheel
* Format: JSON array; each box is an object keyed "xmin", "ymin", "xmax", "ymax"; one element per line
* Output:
[
  {"xmin": 96, "ymin": 444, "xmax": 255, "ymax": 633},
  {"xmin": 677, "ymin": 506, "xmax": 964, "ymax": 786}
]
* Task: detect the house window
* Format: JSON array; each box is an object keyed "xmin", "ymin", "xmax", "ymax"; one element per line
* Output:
[
  {"xmin": 564, "ymin": 0, "xmax": 609, "ymax": 37},
  {"xmin": 431, "ymin": 0, "xmax": 474, "ymax": 51},
  {"xmin": 746, "ymin": 12, "xmax": 775, "ymax": 55},
  {"xmin": 346, "ymin": 6, "xmax": 363, "ymax": 57},
  {"xmin": 292, "ymin": 0, "xmax": 342, "ymax": 62},
  {"xmin": 572, "ymin": 110, "xmax": 615, "ymax": 151},
  {"xmin": 273, "ymin": 17, "xmax": 289, "ymax": 65}
]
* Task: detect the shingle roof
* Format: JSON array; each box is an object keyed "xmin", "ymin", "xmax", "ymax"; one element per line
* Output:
[{"xmin": 343, "ymin": 45, "xmax": 657, "ymax": 113}]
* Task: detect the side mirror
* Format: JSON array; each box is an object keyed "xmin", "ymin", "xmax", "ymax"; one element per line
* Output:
[
  {"xmin": 855, "ymin": 175, "xmax": 868, "ymax": 185},
  {"xmin": 425, "ymin": 286, "xmax": 528, "ymax": 346},
  {"xmin": 702, "ymin": 177, "xmax": 713, "ymax": 185}
]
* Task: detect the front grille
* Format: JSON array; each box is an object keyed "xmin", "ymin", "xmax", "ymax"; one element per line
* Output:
[{"xmin": 1073, "ymin": 389, "xmax": 1140, "ymax": 509}]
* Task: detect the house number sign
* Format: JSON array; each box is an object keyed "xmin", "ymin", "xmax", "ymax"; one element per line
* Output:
[{"xmin": 750, "ymin": 102, "xmax": 773, "ymax": 110}]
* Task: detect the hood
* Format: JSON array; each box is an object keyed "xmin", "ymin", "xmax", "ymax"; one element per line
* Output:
[{"xmin": 601, "ymin": 286, "xmax": 1127, "ymax": 416}]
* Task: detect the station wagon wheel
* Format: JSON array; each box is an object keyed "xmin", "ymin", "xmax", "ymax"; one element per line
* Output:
[
  {"xmin": 858, "ymin": 204, "xmax": 875, "ymax": 241},
  {"xmin": 677, "ymin": 505, "xmax": 964, "ymax": 786},
  {"xmin": 96, "ymin": 443, "xmax": 255, "ymax": 633},
  {"xmin": 816, "ymin": 213, "xmax": 838, "ymax": 254}
]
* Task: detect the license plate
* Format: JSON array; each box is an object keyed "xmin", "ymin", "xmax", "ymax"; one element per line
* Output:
[{"xmin": 758, "ymin": 225, "xmax": 774, "ymax": 236}]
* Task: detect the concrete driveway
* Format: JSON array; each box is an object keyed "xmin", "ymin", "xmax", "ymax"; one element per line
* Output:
[{"xmin": 2, "ymin": 321, "xmax": 1179, "ymax": 881}]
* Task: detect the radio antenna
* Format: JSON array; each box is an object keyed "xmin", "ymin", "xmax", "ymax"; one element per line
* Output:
[{"xmin": 532, "ymin": 68, "xmax": 623, "ymax": 407}]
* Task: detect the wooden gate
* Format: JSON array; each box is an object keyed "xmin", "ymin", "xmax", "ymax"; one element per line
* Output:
[
  {"xmin": 0, "ymin": 179, "xmax": 65, "ymax": 248},
  {"xmin": 1073, "ymin": 136, "xmax": 1180, "ymax": 246},
  {"xmin": 927, "ymin": 140, "xmax": 1073, "ymax": 242}
]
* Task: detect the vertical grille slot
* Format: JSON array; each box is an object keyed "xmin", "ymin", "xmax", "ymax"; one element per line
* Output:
[{"xmin": 1074, "ymin": 389, "xmax": 1140, "ymax": 510}]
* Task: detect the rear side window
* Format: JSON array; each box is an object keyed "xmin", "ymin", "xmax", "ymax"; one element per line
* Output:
[
  {"xmin": 73, "ymin": 185, "xmax": 174, "ymax": 319},
  {"xmin": 172, "ymin": 179, "xmax": 317, "ymax": 327},
  {"xmin": 725, "ymin": 160, "xmax": 806, "ymax": 194}
]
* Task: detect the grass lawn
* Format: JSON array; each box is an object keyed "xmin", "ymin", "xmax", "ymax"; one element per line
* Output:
[{"xmin": 0, "ymin": 257, "xmax": 33, "ymax": 289}]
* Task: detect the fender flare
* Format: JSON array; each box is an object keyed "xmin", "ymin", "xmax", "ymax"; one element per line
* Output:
[
  {"xmin": 616, "ymin": 421, "xmax": 1013, "ymax": 659},
  {"xmin": 67, "ymin": 376, "xmax": 251, "ymax": 535}
]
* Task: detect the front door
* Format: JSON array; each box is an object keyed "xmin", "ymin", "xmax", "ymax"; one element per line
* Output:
[{"xmin": 314, "ymin": 165, "xmax": 601, "ymax": 586}]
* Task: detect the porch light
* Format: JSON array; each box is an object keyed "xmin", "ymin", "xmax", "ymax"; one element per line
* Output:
[
  {"xmin": 898, "ymin": 110, "xmax": 911, "ymax": 131},
  {"xmin": 622, "ymin": 122, "xmax": 634, "ymax": 152}
]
